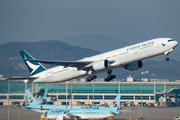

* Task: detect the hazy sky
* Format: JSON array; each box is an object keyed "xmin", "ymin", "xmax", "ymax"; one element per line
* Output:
[{"xmin": 1, "ymin": 1, "xmax": 180, "ymax": 53}]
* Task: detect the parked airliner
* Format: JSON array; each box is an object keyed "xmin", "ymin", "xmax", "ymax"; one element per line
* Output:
[
  {"xmin": 7, "ymin": 38, "xmax": 178, "ymax": 82},
  {"xmin": 24, "ymin": 88, "xmax": 48, "ymax": 104},
  {"xmin": 41, "ymin": 94, "xmax": 128, "ymax": 120},
  {"xmin": 25, "ymin": 90, "xmax": 107, "ymax": 110}
]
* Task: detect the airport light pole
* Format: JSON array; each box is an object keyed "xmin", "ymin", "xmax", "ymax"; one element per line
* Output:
[
  {"xmin": 164, "ymin": 80, "xmax": 166, "ymax": 100},
  {"xmin": 154, "ymin": 81, "xmax": 156, "ymax": 104},
  {"xmin": 93, "ymin": 81, "xmax": 94, "ymax": 109},
  {"xmin": 71, "ymin": 81, "xmax": 72, "ymax": 109},
  {"xmin": 129, "ymin": 101, "xmax": 132, "ymax": 118},
  {"xmin": 141, "ymin": 81, "xmax": 142, "ymax": 118},
  {"xmin": 118, "ymin": 81, "xmax": 120, "ymax": 109},
  {"xmin": 7, "ymin": 80, "xmax": 10, "ymax": 120},
  {"xmin": 18, "ymin": 106, "xmax": 20, "ymax": 120},
  {"xmin": 24, "ymin": 80, "xmax": 28, "ymax": 90},
  {"xmin": 32, "ymin": 82, "xmax": 33, "ymax": 93},
  {"xmin": 66, "ymin": 81, "xmax": 68, "ymax": 109}
]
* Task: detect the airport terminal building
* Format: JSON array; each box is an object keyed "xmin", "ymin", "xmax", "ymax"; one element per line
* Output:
[{"xmin": 0, "ymin": 78, "xmax": 180, "ymax": 106}]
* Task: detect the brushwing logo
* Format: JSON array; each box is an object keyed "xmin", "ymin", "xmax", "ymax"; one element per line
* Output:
[
  {"xmin": 161, "ymin": 43, "xmax": 166, "ymax": 47},
  {"xmin": 113, "ymin": 101, "xmax": 117, "ymax": 107},
  {"xmin": 24, "ymin": 55, "xmax": 40, "ymax": 74},
  {"xmin": 29, "ymin": 97, "xmax": 33, "ymax": 103}
]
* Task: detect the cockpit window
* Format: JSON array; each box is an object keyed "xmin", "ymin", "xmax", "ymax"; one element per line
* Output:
[{"xmin": 168, "ymin": 39, "xmax": 174, "ymax": 42}]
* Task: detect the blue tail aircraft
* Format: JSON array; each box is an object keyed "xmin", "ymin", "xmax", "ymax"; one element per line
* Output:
[
  {"xmin": 25, "ymin": 90, "xmax": 107, "ymax": 110},
  {"xmin": 41, "ymin": 94, "xmax": 129, "ymax": 120},
  {"xmin": 24, "ymin": 88, "xmax": 48, "ymax": 104}
]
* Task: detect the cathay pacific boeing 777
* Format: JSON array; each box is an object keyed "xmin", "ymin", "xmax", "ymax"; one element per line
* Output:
[{"xmin": 7, "ymin": 38, "xmax": 178, "ymax": 83}]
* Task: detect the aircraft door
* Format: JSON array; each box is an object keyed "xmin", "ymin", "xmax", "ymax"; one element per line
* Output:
[
  {"xmin": 45, "ymin": 71, "xmax": 52, "ymax": 79},
  {"xmin": 156, "ymin": 41, "xmax": 161, "ymax": 48}
]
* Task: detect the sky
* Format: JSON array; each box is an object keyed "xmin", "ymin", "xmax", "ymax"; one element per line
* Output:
[{"xmin": 0, "ymin": 0, "xmax": 180, "ymax": 59}]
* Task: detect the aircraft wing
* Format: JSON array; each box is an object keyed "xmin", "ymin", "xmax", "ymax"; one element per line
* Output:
[
  {"xmin": 25, "ymin": 59, "xmax": 93, "ymax": 68},
  {"xmin": 25, "ymin": 59, "xmax": 115, "ymax": 69}
]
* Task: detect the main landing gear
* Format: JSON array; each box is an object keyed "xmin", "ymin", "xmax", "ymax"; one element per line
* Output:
[
  {"xmin": 85, "ymin": 75, "xmax": 97, "ymax": 82},
  {"xmin": 85, "ymin": 70, "xmax": 116, "ymax": 82},
  {"xmin": 104, "ymin": 70, "xmax": 116, "ymax": 82}
]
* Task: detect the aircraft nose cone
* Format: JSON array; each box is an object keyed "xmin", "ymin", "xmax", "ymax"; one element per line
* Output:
[
  {"xmin": 176, "ymin": 41, "xmax": 178, "ymax": 45},
  {"xmin": 174, "ymin": 41, "xmax": 178, "ymax": 49}
]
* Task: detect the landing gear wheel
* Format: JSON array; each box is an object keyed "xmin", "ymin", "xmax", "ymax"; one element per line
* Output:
[
  {"xmin": 93, "ymin": 75, "xmax": 97, "ymax": 79},
  {"xmin": 91, "ymin": 75, "xmax": 97, "ymax": 80},
  {"xmin": 165, "ymin": 57, "xmax": 169, "ymax": 61},
  {"xmin": 110, "ymin": 75, "xmax": 116, "ymax": 79},
  {"xmin": 104, "ymin": 70, "xmax": 116, "ymax": 82},
  {"xmin": 85, "ymin": 75, "xmax": 97, "ymax": 82},
  {"xmin": 105, "ymin": 78, "xmax": 110, "ymax": 82},
  {"xmin": 85, "ymin": 78, "xmax": 89, "ymax": 82}
]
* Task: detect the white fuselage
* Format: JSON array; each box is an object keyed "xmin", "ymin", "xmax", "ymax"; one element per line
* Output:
[
  {"xmin": 33, "ymin": 38, "xmax": 178, "ymax": 83},
  {"xmin": 41, "ymin": 109, "xmax": 118, "ymax": 120},
  {"xmin": 43, "ymin": 114, "xmax": 115, "ymax": 120}
]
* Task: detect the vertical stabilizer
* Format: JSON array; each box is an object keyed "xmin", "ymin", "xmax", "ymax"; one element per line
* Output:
[
  {"xmin": 42, "ymin": 88, "xmax": 48, "ymax": 101},
  {"xmin": 25, "ymin": 90, "xmax": 39, "ymax": 106},
  {"xmin": 108, "ymin": 94, "xmax": 121, "ymax": 111},
  {"xmin": 19, "ymin": 50, "xmax": 46, "ymax": 76}
]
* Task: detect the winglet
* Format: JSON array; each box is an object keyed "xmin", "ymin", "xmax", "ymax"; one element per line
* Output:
[{"xmin": 42, "ymin": 88, "xmax": 48, "ymax": 101}]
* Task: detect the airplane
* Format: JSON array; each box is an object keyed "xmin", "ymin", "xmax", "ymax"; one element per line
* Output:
[
  {"xmin": 25, "ymin": 90, "xmax": 107, "ymax": 110},
  {"xmin": 24, "ymin": 88, "xmax": 48, "ymax": 104},
  {"xmin": 6, "ymin": 38, "xmax": 178, "ymax": 82},
  {"xmin": 41, "ymin": 94, "xmax": 128, "ymax": 120}
]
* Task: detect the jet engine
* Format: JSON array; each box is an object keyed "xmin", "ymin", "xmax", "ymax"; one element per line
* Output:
[
  {"xmin": 56, "ymin": 115, "xmax": 64, "ymax": 120},
  {"xmin": 92, "ymin": 59, "xmax": 109, "ymax": 71},
  {"xmin": 124, "ymin": 61, "xmax": 143, "ymax": 71}
]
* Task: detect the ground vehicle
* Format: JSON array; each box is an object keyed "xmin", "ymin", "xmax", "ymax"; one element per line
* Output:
[
  {"xmin": 92, "ymin": 102, "xmax": 100, "ymax": 106},
  {"xmin": 137, "ymin": 102, "xmax": 147, "ymax": 107},
  {"xmin": 120, "ymin": 102, "xmax": 128, "ymax": 106},
  {"xmin": 147, "ymin": 103, "xmax": 154, "ymax": 107},
  {"xmin": 76, "ymin": 101, "xmax": 91, "ymax": 106}
]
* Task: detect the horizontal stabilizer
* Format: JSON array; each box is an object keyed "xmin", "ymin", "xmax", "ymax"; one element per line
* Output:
[
  {"xmin": 6, "ymin": 77, "xmax": 38, "ymax": 81},
  {"xmin": 118, "ymin": 109, "xmax": 130, "ymax": 113}
]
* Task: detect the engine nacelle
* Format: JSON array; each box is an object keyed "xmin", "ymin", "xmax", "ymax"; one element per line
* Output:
[
  {"xmin": 56, "ymin": 115, "xmax": 64, "ymax": 120},
  {"xmin": 92, "ymin": 59, "xmax": 109, "ymax": 71},
  {"xmin": 125, "ymin": 61, "xmax": 143, "ymax": 71}
]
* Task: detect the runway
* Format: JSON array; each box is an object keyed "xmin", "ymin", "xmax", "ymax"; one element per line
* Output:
[{"xmin": 0, "ymin": 105, "xmax": 180, "ymax": 120}]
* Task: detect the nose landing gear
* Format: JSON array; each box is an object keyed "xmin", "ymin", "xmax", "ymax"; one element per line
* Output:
[
  {"xmin": 165, "ymin": 55, "xmax": 169, "ymax": 61},
  {"xmin": 164, "ymin": 48, "xmax": 173, "ymax": 61},
  {"xmin": 165, "ymin": 57, "xmax": 169, "ymax": 61}
]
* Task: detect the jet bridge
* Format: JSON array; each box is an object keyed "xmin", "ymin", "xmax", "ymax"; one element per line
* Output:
[{"xmin": 155, "ymin": 88, "xmax": 180, "ymax": 107}]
